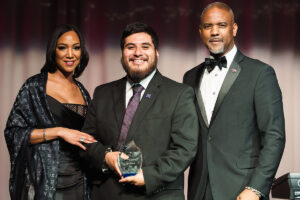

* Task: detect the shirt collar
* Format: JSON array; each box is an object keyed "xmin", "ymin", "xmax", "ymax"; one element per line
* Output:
[{"xmin": 224, "ymin": 45, "xmax": 237, "ymax": 68}]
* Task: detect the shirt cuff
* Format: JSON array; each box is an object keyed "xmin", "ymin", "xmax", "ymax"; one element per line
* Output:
[
  {"xmin": 102, "ymin": 147, "xmax": 113, "ymax": 173},
  {"xmin": 245, "ymin": 186, "xmax": 262, "ymax": 199}
]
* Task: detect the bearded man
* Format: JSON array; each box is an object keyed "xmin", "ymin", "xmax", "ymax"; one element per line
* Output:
[{"xmin": 79, "ymin": 22, "xmax": 199, "ymax": 200}]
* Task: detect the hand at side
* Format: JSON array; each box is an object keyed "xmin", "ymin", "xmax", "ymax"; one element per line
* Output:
[{"xmin": 237, "ymin": 188, "xmax": 260, "ymax": 200}]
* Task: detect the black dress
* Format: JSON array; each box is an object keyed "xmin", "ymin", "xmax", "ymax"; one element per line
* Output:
[{"xmin": 47, "ymin": 95, "xmax": 87, "ymax": 200}]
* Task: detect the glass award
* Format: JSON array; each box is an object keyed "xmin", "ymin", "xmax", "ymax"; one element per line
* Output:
[{"xmin": 117, "ymin": 140, "xmax": 142, "ymax": 178}]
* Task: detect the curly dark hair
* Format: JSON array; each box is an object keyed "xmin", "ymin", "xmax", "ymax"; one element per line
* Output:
[
  {"xmin": 120, "ymin": 22, "xmax": 159, "ymax": 50},
  {"xmin": 41, "ymin": 24, "xmax": 89, "ymax": 78}
]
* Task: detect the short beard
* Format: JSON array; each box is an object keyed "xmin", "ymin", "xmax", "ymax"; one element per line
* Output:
[
  {"xmin": 208, "ymin": 46, "xmax": 224, "ymax": 57},
  {"xmin": 121, "ymin": 55, "xmax": 158, "ymax": 83}
]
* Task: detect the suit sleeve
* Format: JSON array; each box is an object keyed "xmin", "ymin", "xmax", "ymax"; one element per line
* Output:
[
  {"xmin": 79, "ymin": 89, "xmax": 107, "ymax": 173},
  {"xmin": 142, "ymin": 86, "xmax": 199, "ymax": 195},
  {"xmin": 248, "ymin": 66, "xmax": 285, "ymax": 197}
]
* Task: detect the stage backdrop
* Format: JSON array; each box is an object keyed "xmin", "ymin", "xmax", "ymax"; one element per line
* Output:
[{"xmin": 1, "ymin": 0, "xmax": 299, "ymax": 199}]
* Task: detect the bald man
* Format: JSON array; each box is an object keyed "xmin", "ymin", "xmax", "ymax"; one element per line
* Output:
[{"xmin": 183, "ymin": 2, "xmax": 285, "ymax": 200}]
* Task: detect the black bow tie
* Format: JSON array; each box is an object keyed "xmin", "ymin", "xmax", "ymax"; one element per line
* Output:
[{"xmin": 204, "ymin": 56, "xmax": 227, "ymax": 73}]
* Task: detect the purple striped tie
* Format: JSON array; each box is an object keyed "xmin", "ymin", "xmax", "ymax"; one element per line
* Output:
[{"xmin": 117, "ymin": 84, "xmax": 144, "ymax": 149}]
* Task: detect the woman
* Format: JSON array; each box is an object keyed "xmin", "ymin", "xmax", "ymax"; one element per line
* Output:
[{"xmin": 5, "ymin": 24, "xmax": 96, "ymax": 200}]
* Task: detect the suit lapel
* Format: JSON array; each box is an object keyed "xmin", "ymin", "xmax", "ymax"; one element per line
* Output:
[
  {"xmin": 210, "ymin": 51, "xmax": 243, "ymax": 125},
  {"xmin": 195, "ymin": 89, "xmax": 209, "ymax": 128},
  {"xmin": 185, "ymin": 64, "xmax": 209, "ymax": 128},
  {"xmin": 125, "ymin": 71, "xmax": 162, "ymax": 143},
  {"xmin": 194, "ymin": 66, "xmax": 209, "ymax": 127},
  {"xmin": 113, "ymin": 77, "xmax": 127, "ymax": 133}
]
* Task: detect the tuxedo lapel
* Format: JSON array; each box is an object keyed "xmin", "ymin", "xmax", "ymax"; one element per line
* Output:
[
  {"xmin": 185, "ymin": 64, "xmax": 209, "ymax": 128},
  {"xmin": 195, "ymin": 89, "xmax": 209, "ymax": 127},
  {"xmin": 113, "ymin": 77, "xmax": 127, "ymax": 133},
  {"xmin": 194, "ymin": 66, "xmax": 209, "ymax": 127},
  {"xmin": 210, "ymin": 51, "xmax": 243, "ymax": 125},
  {"xmin": 125, "ymin": 71, "xmax": 162, "ymax": 143}
]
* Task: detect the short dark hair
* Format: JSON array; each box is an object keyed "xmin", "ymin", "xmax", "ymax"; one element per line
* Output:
[
  {"xmin": 41, "ymin": 24, "xmax": 89, "ymax": 78},
  {"xmin": 120, "ymin": 22, "xmax": 159, "ymax": 50},
  {"xmin": 201, "ymin": 2, "xmax": 235, "ymax": 23}
]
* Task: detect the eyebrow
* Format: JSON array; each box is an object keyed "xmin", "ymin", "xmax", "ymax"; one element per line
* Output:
[
  {"xmin": 124, "ymin": 42, "xmax": 152, "ymax": 47},
  {"xmin": 202, "ymin": 21, "xmax": 228, "ymax": 25},
  {"xmin": 57, "ymin": 42, "xmax": 80, "ymax": 46}
]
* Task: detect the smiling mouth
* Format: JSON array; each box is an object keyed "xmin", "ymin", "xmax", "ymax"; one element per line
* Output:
[
  {"xmin": 130, "ymin": 58, "xmax": 147, "ymax": 64},
  {"xmin": 65, "ymin": 61, "xmax": 75, "ymax": 66}
]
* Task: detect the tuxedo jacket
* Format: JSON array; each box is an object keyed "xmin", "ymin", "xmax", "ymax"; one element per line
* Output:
[
  {"xmin": 183, "ymin": 50, "xmax": 285, "ymax": 200},
  {"xmin": 80, "ymin": 71, "xmax": 199, "ymax": 200}
]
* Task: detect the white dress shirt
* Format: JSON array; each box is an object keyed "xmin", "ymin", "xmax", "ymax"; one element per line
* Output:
[
  {"xmin": 125, "ymin": 69, "xmax": 156, "ymax": 108},
  {"xmin": 200, "ymin": 45, "xmax": 237, "ymax": 125}
]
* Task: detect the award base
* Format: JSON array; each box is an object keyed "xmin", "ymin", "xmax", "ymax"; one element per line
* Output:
[{"xmin": 122, "ymin": 173, "xmax": 137, "ymax": 178}]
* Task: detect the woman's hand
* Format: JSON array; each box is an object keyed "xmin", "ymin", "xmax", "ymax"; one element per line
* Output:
[
  {"xmin": 57, "ymin": 127, "xmax": 97, "ymax": 150},
  {"xmin": 30, "ymin": 127, "xmax": 96, "ymax": 150}
]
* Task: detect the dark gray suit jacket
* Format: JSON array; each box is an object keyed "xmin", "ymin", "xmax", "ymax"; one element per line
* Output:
[
  {"xmin": 183, "ymin": 50, "xmax": 285, "ymax": 200},
  {"xmin": 80, "ymin": 71, "xmax": 199, "ymax": 200}
]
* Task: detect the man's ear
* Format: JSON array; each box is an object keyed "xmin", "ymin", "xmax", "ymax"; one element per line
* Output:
[
  {"xmin": 199, "ymin": 25, "xmax": 202, "ymax": 36},
  {"xmin": 233, "ymin": 23, "xmax": 238, "ymax": 37}
]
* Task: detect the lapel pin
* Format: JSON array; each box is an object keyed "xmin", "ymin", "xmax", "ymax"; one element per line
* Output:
[
  {"xmin": 146, "ymin": 93, "xmax": 151, "ymax": 99},
  {"xmin": 231, "ymin": 68, "xmax": 237, "ymax": 73}
]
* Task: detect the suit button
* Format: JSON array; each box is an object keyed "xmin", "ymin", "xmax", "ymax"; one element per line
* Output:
[{"xmin": 208, "ymin": 136, "xmax": 212, "ymax": 141}]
